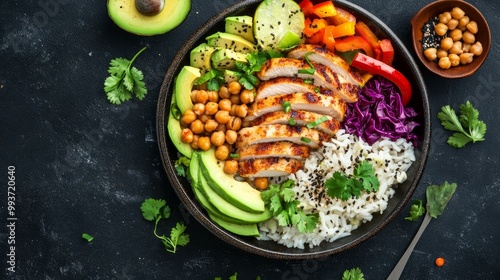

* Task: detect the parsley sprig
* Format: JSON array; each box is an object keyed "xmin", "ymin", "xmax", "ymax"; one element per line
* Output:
[
  {"xmin": 104, "ymin": 47, "xmax": 148, "ymax": 104},
  {"xmin": 342, "ymin": 267, "xmax": 365, "ymax": 280},
  {"xmin": 140, "ymin": 198, "xmax": 190, "ymax": 253},
  {"xmin": 405, "ymin": 199, "xmax": 425, "ymax": 221},
  {"xmin": 325, "ymin": 161, "xmax": 380, "ymax": 201},
  {"xmin": 261, "ymin": 179, "xmax": 318, "ymax": 233},
  {"xmin": 437, "ymin": 101, "xmax": 486, "ymax": 148}
]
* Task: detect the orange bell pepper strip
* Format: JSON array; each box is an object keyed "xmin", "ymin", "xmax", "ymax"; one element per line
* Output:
[
  {"xmin": 327, "ymin": 7, "xmax": 356, "ymax": 25},
  {"xmin": 379, "ymin": 39, "xmax": 395, "ymax": 65},
  {"xmin": 312, "ymin": 1, "xmax": 337, "ymax": 18},
  {"xmin": 335, "ymin": 36, "xmax": 374, "ymax": 57},
  {"xmin": 332, "ymin": 21, "xmax": 356, "ymax": 38},
  {"xmin": 323, "ymin": 25, "xmax": 336, "ymax": 52},
  {"xmin": 303, "ymin": 18, "xmax": 328, "ymax": 38},
  {"xmin": 355, "ymin": 21, "xmax": 380, "ymax": 50},
  {"xmin": 298, "ymin": 0, "xmax": 314, "ymax": 18},
  {"xmin": 307, "ymin": 28, "xmax": 326, "ymax": 45}
]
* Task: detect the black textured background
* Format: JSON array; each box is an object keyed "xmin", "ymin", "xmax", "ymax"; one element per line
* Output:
[{"xmin": 1, "ymin": 0, "xmax": 499, "ymax": 279}]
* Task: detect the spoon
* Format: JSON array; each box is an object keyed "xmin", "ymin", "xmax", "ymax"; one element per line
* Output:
[{"xmin": 387, "ymin": 212, "xmax": 432, "ymax": 280}]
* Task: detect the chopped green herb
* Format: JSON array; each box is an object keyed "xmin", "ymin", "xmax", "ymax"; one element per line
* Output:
[
  {"xmin": 170, "ymin": 103, "xmax": 181, "ymax": 120},
  {"xmin": 288, "ymin": 118, "xmax": 297, "ymax": 126},
  {"xmin": 426, "ymin": 181, "xmax": 457, "ymax": 218},
  {"xmin": 282, "ymin": 101, "xmax": 291, "ymax": 113},
  {"xmin": 437, "ymin": 101, "xmax": 486, "ymax": 148},
  {"xmin": 304, "ymin": 79, "xmax": 314, "ymax": 84},
  {"xmin": 82, "ymin": 233, "xmax": 94, "ymax": 242},
  {"xmin": 195, "ymin": 69, "xmax": 224, "ymax": 91},
  {"xmin": 405, "ymin": 199, "xmax": 425, "ymax": 221},
  {"xmin": 298, "ymin": 68, "xmax": 316, "ymax": 75},
  {"xmin": 306, "ymin": 116, "xmax": 328, "ymax": 128},
  {"xmin": 342, "ymin": 267, "xmax": 365, "ymax": 280},
  {"xmin": 235, "ymin": 50, "xmax": 283, "ymax": 90},
  {"xmin": 325, "ymin": 161, "xmax": 380, "ymax": 201},
  {"xmin": 229, "ymin": 153, "xmax": 239, "ymax": 159},
  {"xmin": 300, "ymin": 137, "xmax": 311, "ymax": 143},
  {"xmin": 174, "ymin": 156, "xmax": 190, "ymax": 177}
]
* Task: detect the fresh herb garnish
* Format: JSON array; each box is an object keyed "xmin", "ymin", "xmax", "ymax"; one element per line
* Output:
[
  {"xmin": 288, "ymin": 118, "xmax": 297, "ymax": 126},
  {"xmin": 342, "ymin": 267, "xmax": 365, "ymax": 280},
  {"xmin": 437, "ymin": 101, "xmax": 486, "ymax": 148},
  {"xmin": 282, "ymin": 101, "xmax": 291, "ymax": 113},
  {"xmin": 298, "ymin": 52, "xmax": 316, "ymax": 75},
  {"xmin": 104, "ymin": 47, "xmax": 148, "ymax": 105},
  {"xmin": 298, "ymin": 68, "xmax": 316, "ymax": 75},
  {"xmin": 174, "ymin": 156, "xmax": 190, "ymax": 177},
  {"xmin": 300, "ymin": 137, "xmax": 311, "ymax": 143},
  {"xmin": 325, "ymin": 161, "xmax": 380, "ymax": 201},
  {"xmin": 229, "ymin": 153, "xmax": 239, "ymax": 159},
  {"xmin": 82, "ymin": 233, "xmax": 94, "ymax": 242},
  {"xmin": 235, "ymin": 50, "xmax": 283, "ymax": 90},
  {"xmin": 140, "ymin": 198, "xmax": 190, "ymax": 253},
  {"xmin": 405, "ymin": 199, "xmax": 425, "ymax": 221},
  {"xmin": 261, "ymin": 179, "xmax": 319, "ymax": 233},
  {"xmin": 195, "ymin": 69, "xmax": 225, "ymax": 91},
  {"xmin": 306, "ymin": 116, "xmax": 328, "ymax": 128},
  {"xmin": 426, "ymin": 181, "xmax": 457, "ymax": 218}
]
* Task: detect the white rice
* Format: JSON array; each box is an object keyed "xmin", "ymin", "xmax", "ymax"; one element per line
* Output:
[{"xmin": 257, "ymin": 129, "xmax": 416, "ymax": 249}]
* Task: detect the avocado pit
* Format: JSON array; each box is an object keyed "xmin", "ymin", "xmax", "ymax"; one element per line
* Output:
[{"xmin": 135, "ymin": 0, "xmax": 164, "ymax": 16}]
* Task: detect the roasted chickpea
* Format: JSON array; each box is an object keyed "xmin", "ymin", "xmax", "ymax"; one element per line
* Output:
[
  {"xmin": 447, "ymin": 18, "xmax": 459, "ymax": 30},
  {"xmin": 230, "ymin": 104, "xmax": 239, "ymax": 116},
  {"xmin": 240, "ymin": 89, "xmax": 256, "ymax": 104},
  {"xmin": 190, "ymin": 119, "xmax": 204, "ymax": 134},
  {"xmin": 458, "ymin": 16, "xmax": 470, "ymax": 29},
  {"xmin": 180, "ymin": 109, "xmax": 197, "ymax": 125},
  {"xmin": 190, "ymin": 135, "xmax": 199, "ymax": 149},
  {"xmin": 207, "ymin": 90, "xmax": 219, "ymax": 102},
  {"xmin": 190, "ymin": 90, "xmax": 199, "ymax": 103},
  {"xmin": 434, "ymin": 23, "xmax": 448, "ymax": 37},
  {"xmin": 205, "ymin": 101, "xmax": 219, "ymax": 115},
  {"xmin": 215, "ymin": 110, "xmax": 231, "ymax": 124},
  {"xmin": 229, "ymin": 94, "xmax": 241, "ymax": 105},
  {"xmin": 223, "ymin": 160, "xmax": 239, "ymax": 174},
  {"xmin": 449, "ymin": 41, "xmax": 463, "ymax": 55},
  {"xmin": 448, "ymin": 54, "xmax": 460, "ymax": 67},
  {"xmin": 449, "ymin": 29, "xmax": 463, "ymax": 41},
  {"xmin": 215, "ymin": 145, "xmax": 230, "ymax": 161},
  {"xmin": 192, "ymin": 103, "xmax": 205, "ymax": 115},
  {"xmin": 210, "ymin": 131, "xmax": 225, "ymax": 147},
  {"xmin": 204, "ymin": 119, "xmax": 219, "ymax": 133},
  {"xmin": 180, "ymin": 128, "xmax": 194, "ymax": 144},
  {"xmin": 470, "ymin": 41, "xmax": 483, "ymax": 56},
  {"xmin": 439, "ymin": 11, "xmax": 452, "ymax": 24},
  {"xmin": 228, "ymin": 81, "xmax": 242, "ymax": 95},
  {"xmin": 466, "ymin": 21, "xmax": 478, "ymax": 34},
  {"xmin": 199, "ymin": 114, "xmax": 213, "ymax": 124},
  {"xmin": 218, "ymin": 86, "xmax": 231, "ymax": 99},
  {"xmin": 440, "ymin": 37, "xmax": 454, "ymax": 51},
  {"xmin": 216, "ymin": 124, "xmax": 226, "ymax": 132},
  {"xmin": 438, "ymin": 56, "xmax": 452, "ymax": 69},
  {"xmin": 235, "ymin": 104, "xmax": 248, "ymax": 118},
  {"xmin": 462, "ymin": 43, "xmax": 472, "ymax": 53},
  {"xmin": 460, "ymin": 53, "xmax": 474, "ymax": 64},
  {"xmin": 254, "ymin": 177, "xmax": 269, "ymax": 190},
  {"xmin": 424, "ymin": 48, "xmax": 437, "ymax": 61},
  {"xmin": 437, "ymin": 49, "xmax": 448, "ymax": 59},
  {"xmin": 198, "ymin": 136, "xmax": 211, "ymax": 151},
  {"xmin": 219, "ymin": 98, "xmax": 232, "ymax": 112},
  {"xmin": 194, "ymin": 90, "xmax": 208, "ymax": 104},
  {"xmin": 225, "ymin": 130, "xmax": 238, "ymax": 145},
  {"xmin": 227, "ymin": 116, "xmax": 242, "ymax": 131},
  {"xmin": 462, "ymin": 31, "xmax": 475, "ymax": 44},
  {"xmin": 451, "ymin": 7, "xmax": 465, "ymax": 20}
]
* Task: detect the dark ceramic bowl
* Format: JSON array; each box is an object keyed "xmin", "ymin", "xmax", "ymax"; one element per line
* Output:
[
  {"xmin": 411, "ymin": 0, "xmax": 491, "ymax": 78},
  {"xmin": 157, "ymin": 0, "xmax": 431, "ymax": 259}
]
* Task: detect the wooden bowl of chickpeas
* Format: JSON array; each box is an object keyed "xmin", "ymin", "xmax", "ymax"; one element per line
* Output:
[{"xmin": 411, "ymin": 0, "xmax": 491, "ymax": 78}]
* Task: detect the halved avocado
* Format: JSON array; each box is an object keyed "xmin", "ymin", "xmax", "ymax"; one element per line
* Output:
[{"xmin": 107, "ymin": 0, "xmax": 191, "ymax": 36}]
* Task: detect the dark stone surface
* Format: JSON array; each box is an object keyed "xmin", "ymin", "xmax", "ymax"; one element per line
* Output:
[{"xmin": 0, "ymin": 0, "xmax": 499, "ymax": 279}]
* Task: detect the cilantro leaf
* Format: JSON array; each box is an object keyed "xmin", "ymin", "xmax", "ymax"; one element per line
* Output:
[
  {"xmin": 141, "ymin": 198, "xmax": 167, "ymax": 221},
  {"xmin": 104, "ymin": 47, "xmax": 148, "ymax": 105},
  {"xmin": 174, "ymin": 156, "xmax": 190, "ymax": 177},
  {"xmin": 405, "ymin": 199, "xmax": 425, "ymax": 221},
  {"xmin": 326, "ymin": 161, "xmax": 379, "ymax": 201},
  {"xmin": 437, "ymin": 101, "xmax": 486, "ymax": 148},
  {"xmin": 342, "ymin": 267, "xmax": 365, "ymax": 280}
]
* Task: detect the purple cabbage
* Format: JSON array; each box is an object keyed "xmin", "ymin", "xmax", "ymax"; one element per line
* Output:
[{"xmin": 342, "ymin": 76, "xmax": 419, "ymax": 146}]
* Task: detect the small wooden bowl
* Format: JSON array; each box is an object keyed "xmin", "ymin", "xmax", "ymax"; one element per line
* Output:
[{"xmin": 411, "ymin": 0, "xmax": 491, "ymax": 78}]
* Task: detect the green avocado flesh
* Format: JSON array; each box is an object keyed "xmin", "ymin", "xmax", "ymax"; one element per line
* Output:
[
  {"xmin": 167, "ymin": 101, "xmax": 192, "ymax": 159},
  {"xmin": 174, "ymin": 66, "xmax": 200, "ymax": 113},
  {"xmin": 107, "ymin": 0, "xmax": 191, "ymax": 36},
  {"xmin": 208, "ymin": 212, "xmax": 260, "ymax": 237}
]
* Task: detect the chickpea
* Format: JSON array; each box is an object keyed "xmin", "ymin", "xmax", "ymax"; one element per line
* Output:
[
  {"xmin": 223, "ymin": 160, "xmax": 239, "ymax": 174},
  {"xmin": 194, "ymin": 90, "xmax": 208, "ymax": 104},
  {"xmin": 216, "ymin": 124, "xmax": 226, "ymax": 132},
  {"xmin": 458, "ymin": 16, "xmax": 470, "ymax": 29},
  {"xmin": 180, "ymin": 128, "xmax": 194, "ymax": 144},
  {"xmin": 449, "ymin": 41, "xmax": 463, "ymax": 55},
  {"xmin": 210, "ymin": 131, "xmax": 226, "ymax": 147},
  {"xmin": 235, "ymin": 104, "xmax": 248, "ymax": 118},
  {"xmin": 219, "ymin": 98, "xmax": 232, "ymax": 111},
  {"xmin": 460, "ymin": 53, "xmax": 474, "ymax": 64},
  {"xmin": 240, "ymin": 89, "xmax": 256, "ymax": 104},
  {"xmin": 190, "ymin": 119, "xmax": 204, "ymax": 134},
  {"xmin": 218, "ymin": 86, "xmax": 231, "ymax": 99},
  {"xmin": 434, "ymin": 23, "xmax": 448, "ymax": 37},
  {"xmin": 470, "ymin": 41, "xmax": 483, "ymax": 56},
  {"xmin": 215, "ymin": 110, "xmax": 231, "ymax": 124},
  {"xmin": 447, "ymin": 18, "xmax": 459, "ymax": 30},
  {"xmin": 204, "ymin": 119, "xmax": 219, "ymax": 133},
  {"xmin": 462, "ymin": 43, "xmax": 472, "ymax": 53},
  {"xmin": 198, "ymin": 114, "xmax": 212, "ymax": 124},
  {"xmin": 439, "ymin": 11, "xmax": 452, "ymax": 24},
  {"xmin": 448, "ymin": 54, "xmax": 460, "ymax": 67},
  {"xmin": 228, "ymin": 81, "xmax": 242, "ymax": 95},
  {"xmin": 205, "ymin": 101, "xmax": 219, "ymax": 115},
  {"xmin": 254, "ymin": 177, "xmax": 269, "ymax": 190},
  {"xmin": 198, "ymin": 136, "xmax": 211, "ymax": 151},
  {"xmin": 207, "ymin": 90, "xmax": 219, "ymax": 102},
  {"xmin": 437, "ymin": 49, "xmax": 448, "ymax": 59},
  {"xmin": 229, "ymin": 94, "xmax": 241, "ymax": 105},
  {"xmin": 462, "ymin": 31, "xmax": 475, "ymax": 44},
  {"xmin": 440, "ymin": 37, "xmax": 454, "ymax": 51},
  {"xmin": 226, "ymin": 116, "xmax": 242, "ymax": 131},
  {"xmin": 449, "ymin": 29, "xmax": 463, "ymax": 41},
  {"xmin": 424, "ymin": 48, "xmax": 437, "ymax": 61},
  {"xmin": 451, "ymin": 7, "xmax": 465, "ymax": 20},
  {"xmin": 192, "ymin": 103, "xmax": 205, "ymax": 115},
  {"xmin": 190, "ymin": 135, "xmax": 199, "ymax": 149},
  {"xmin": 230, "ymin": 104, "xmax": 239, "ymax": 116},
  {"xmin": 215, "ymin": 145, "xmax": 230, "ymax": 161},
  {"xmin": 180, "ymin": 109, "xmax": 197, "ymax": 125},
  {"xmin": 225, "ymin": 130, "xmax": 238, "ymax": 145},
  {"xmin": 190, "ymin": 90, "xmax": 199, "ymax": 103},
  {"xmin": 438, "ymin": 56, "xmax": 452, "ymax": 69},
  {"xmin": 466, "ymin": 21, "xmax": 478, "ymax": 34}
]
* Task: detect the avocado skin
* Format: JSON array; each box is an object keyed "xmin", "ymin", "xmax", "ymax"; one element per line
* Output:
[{"xmin": 107, "ymin": 0, "xmax": 191, "ymax": 36}]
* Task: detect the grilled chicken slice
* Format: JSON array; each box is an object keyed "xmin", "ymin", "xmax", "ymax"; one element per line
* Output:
[
  {"xmin": 247, "ymin": 110, "xmax": 340, "ymax": 136},
  {"xmin": 236, "ymin": 124, "xmax": 330, "ymax": 149},
  {"xmin": 257, "ymin": 57, "xmax": 359, "ymax": 103},
  {"xmin": 245, "ymin": 92, "xmax": 346, "ymax": 122},
  {"xmin": 236, "ymin": 142, "xmax": 310, "ymax": 161},
  {"xmin": 238, "ymin": 157, "xmax": 303, "ymax": 178},
  {"xmin": 288, "ymin": 44, "xmax": 364, "ymax": 86},
  {"xmin": 256, "ymin": 77, "xmax": 318, "ymax": 101}
]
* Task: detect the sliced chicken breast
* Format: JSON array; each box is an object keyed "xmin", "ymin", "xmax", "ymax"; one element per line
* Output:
[
  {"xmin": 257, "ymin": 58, "xmax": 359, "ymax": 103},
  {"xmin": 287, "ymin": 44, "xmax": 364, "ymax": 86},
  {"xmin": 245, "ymin": 92, "xmax": 346, "ymax": 122},
  {"xmin": 247, "ymin": 110, "xmax": 340, "ymax": 136},
  {"xmin": 238, "ymin": 157, "xmax": 303, "ymax": 178},
  {"xmin": 256, "ymin": 77, "xmax": 318, "ymax": 101},
  {"xmin": 236, "ymin": 124, "xmax": 330, "ymax": 149},
  {"xmin": 236, "ymin": 142, "xmax": 310, "ymax": 161}
]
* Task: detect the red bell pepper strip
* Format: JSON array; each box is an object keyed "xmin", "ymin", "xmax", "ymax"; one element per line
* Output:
[
  {"xmin": 351, "ymin": 52, "xmax": 412, "ymax": 106},
  {"xmin": 335, "ymin": 36, "xmax": 374, "ymax": 57},
  {"xmin": 299, "ymin": 0, "xmax": 314, "ymax": 18},
  {"xmin": 378, "ymin": 39, "xmax": 395, "ymax": 65}
]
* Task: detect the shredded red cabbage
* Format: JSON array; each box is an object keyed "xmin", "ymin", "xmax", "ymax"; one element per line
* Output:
[{"xmin": 342, "ymin": 76, "xmax": 419, "ymax": 146}]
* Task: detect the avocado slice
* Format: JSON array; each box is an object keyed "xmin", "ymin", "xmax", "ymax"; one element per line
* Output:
[
  {"xmin": 225, "ymin": 16, "xmax": 255, "ymax": 43},
  {"xmin": 208, "ymin": 212, "xmax": 260, "ymax": 237},
  {"xmin": 174, "ymin": 66, "xmax": 200, "ymax": 113},
  {"xmin": 198, "ymin": 149, "xmax": 266, "ymax": 213},
  {"xmin": 206, "ymin": 32, "xmax": 255, "ymax": 54},
  {"xmin": 190, "ymin": 43, "xmax": 216, "ymax": 75},
  {"xmin": 211, "ymin": 49, "xmax": 248, "ymax": 70},
  {"xmin": 107, "ymin": 0, "xmax": 191, "ymax": 36},
  {"xmin": 167, "ymin": 99, "xmax": 193, "ymax": 158}
]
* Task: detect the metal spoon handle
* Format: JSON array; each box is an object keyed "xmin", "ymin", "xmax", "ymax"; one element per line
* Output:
[{"xmin": 387, "ymin": 213, "xmax": 433, "ymax": 280}]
